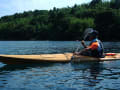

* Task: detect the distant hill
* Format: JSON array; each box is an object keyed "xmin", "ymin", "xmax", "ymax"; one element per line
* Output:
[{"xmin": 0, "ymin": 0, "xmax": 120, "ymax": 41}]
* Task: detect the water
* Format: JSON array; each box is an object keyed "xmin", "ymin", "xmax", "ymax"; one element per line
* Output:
[{"xmin": 0, "ymin": 41, "xmax": 120, "ymax": 90}]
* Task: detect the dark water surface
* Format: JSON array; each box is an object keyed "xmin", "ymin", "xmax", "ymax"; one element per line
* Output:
[{"xmin": 0, "ymin": 41, "xmax": 120, "ymax": 90}]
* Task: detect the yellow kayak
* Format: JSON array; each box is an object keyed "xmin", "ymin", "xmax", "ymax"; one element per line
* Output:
[{"xmin": 0, "ymin": 53, "xmax": 120, "ymax": 64}]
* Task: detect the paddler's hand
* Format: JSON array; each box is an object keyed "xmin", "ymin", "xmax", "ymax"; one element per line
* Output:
[
  {"xmin": 81, "ymin": 40, "xmax": 87, "ymax": 48},
  {"xmin": 81, "ymin": 40, "xmax": 85, "ymax": 45}
]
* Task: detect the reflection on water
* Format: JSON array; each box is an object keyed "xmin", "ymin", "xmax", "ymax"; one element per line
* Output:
[
  {"xmin": 0, "ymin": 41, "xmax": 120, "ymax": 89},
  {"xmin": 71, "ymin": 62, "xmax": 102, "ymax": 88},
  {"xmin": 0, "ymin": 61, "xmax": 120, "ymax": 89},
  {"xmin": 71, "ymin": 61, "xmax": 120, "ymax": 90}
]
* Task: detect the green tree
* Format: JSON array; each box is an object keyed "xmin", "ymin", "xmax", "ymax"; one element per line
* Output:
[{"xmin": 90, "ymin": 0, "xmax": 102, "ymax": 6}]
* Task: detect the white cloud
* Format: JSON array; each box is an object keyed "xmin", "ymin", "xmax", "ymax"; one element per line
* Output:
[{"xmin": 0, "ymin": 0, "xmax": 91, "ymax": 17}]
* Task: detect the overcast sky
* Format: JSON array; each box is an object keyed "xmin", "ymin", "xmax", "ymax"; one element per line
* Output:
[{"xmin": 0, "ymin": 0, "xmax": 91, "ymax": 17}]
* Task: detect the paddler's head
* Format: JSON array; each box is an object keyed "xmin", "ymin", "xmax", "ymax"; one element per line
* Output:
[{"xmin": 88, "ymin": 30, "xmax": 98, "ymax": 40}]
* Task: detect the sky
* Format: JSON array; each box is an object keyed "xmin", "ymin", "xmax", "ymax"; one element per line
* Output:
[{"xmin": 0, "ymin": 0, "xmax": 91, "ymax": 17}]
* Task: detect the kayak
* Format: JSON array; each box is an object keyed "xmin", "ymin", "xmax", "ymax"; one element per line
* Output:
[
  {"xmin": 0, "ymin": 53, "xmax": 120, "ymax": 64},
  {"xmin": 72, "ymin": 53, "xmax": 120, "ymax": 62},
  {"xmin": 0, "ymin": 53, "xmax": 73, "ymax": 64}
]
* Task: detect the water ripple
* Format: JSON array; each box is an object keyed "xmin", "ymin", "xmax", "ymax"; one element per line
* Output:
[{"xmin": 0, "ymin": 41, "xmax": 120, "ymax": 89}]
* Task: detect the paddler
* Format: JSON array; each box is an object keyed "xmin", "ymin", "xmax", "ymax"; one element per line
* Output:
[{"xmin": 74, "ymin": 30, "xmax": 104, "ymax": 58}]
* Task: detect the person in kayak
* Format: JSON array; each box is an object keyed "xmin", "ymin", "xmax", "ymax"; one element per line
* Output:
[{"xmin": 74, "ymin": 30, "xmax": 104, "ymax": 58}]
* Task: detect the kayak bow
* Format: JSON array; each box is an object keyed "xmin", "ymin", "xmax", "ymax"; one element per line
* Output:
[{"xmin": 0, "ymin": 53, "xmax": 73, "ymax": 64}]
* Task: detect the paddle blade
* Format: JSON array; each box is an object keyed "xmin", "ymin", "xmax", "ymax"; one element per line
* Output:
[{"xmin": 83, "ymin": 28, "xmax": 94, "ymax": 40}]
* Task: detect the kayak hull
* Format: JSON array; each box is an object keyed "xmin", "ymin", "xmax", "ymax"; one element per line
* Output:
[
  {"xmin": 0, "ymin": 53, "xmax": 120, "ymax": 64},
  {"xmin": 72, "ymin": 53, "xmax": 120, "ymax": 62},
  {"xmin": 0, "ymin": 53, "xmax": 73, "ymax": 64}
]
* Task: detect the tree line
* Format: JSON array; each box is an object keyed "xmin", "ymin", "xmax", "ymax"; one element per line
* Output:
[{"xmin": 0, "ymin": 0, "xmax": 120, "ymax": 41}]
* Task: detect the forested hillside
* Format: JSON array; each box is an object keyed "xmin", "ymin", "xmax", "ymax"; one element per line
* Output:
[{"xmin": 0, "ymin": 0, "xmax": 120, "ymax": 41}]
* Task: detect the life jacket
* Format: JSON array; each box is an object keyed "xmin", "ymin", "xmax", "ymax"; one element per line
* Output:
[{"xmin": 89, "ymin": 38, "xmax": 104, "ymax": 57}]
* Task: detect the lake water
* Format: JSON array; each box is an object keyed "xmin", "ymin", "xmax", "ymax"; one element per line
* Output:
[{"xmin": 0, "ymin": 41, "xmax": 120, "ymax": 90}]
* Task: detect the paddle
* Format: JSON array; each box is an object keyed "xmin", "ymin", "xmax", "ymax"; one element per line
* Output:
[{"xmin": 74, "ymin": 28, "xmax": 94, "ymax": 53}]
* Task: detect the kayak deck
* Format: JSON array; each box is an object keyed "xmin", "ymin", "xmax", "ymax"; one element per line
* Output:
[
  {"xmin": 72, "ymin": 53, "xmax": 120, "ymax": 62},
  {"xmin": 0, "ymin": 53, "xmax": 73, "ymax": 64}
]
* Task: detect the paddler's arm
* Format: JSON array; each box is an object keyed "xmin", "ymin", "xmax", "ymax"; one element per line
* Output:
[{"xmin": 81, "ymin": 40, "xmax": 87, "ymax": 48}]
